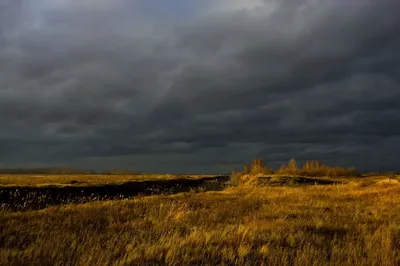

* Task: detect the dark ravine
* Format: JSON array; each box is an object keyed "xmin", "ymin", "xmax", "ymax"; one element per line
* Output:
[{"xmin": 0, "ymin": 175, "xmax": 230, "ymax": 211}]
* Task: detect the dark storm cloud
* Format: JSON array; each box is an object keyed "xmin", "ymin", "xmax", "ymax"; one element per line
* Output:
[{"xmin": 0, "ymin": 0, "xmax": 400, "ymax": 172}]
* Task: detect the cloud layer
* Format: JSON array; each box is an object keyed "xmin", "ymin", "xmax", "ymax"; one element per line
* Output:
[{"xmin": 1, "ymin": 0, "xmax": 400, "ymax": 172}]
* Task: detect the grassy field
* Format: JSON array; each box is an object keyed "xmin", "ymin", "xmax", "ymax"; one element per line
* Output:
[
  {"xmin": 0, "ymin": 174, "xmax": 216, "ymax": 187},
  {"xmin": 1, "ymin": 175, "xmax": 400, "ymax": 265}
]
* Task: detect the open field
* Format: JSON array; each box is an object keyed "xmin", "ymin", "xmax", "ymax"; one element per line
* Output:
[
  {"xmin": 1, "ymin": 175, "xmax": 400, "ymax": 265},
  {"xmin": 0, "ymin": 174, "xmax": 217, "ymax": 187}
]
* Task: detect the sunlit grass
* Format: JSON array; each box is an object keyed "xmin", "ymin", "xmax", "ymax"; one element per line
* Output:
[
  {"xmin": 1, "ymin": 178, "xmax": 400, "ymax": 265},
  {"xmin": 0, "ymin": 174, "xmax": 216, "ymax": 187}
]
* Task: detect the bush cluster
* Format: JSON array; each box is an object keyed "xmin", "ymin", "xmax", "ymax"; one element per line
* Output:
[{"xmin": 235, "ymin": 158, "xmax": 358, "ymax": 177}]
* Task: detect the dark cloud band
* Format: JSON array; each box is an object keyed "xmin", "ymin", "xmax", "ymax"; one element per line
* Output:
[{"xmin": 0, "ymin": 0, "xmax": 399, "ymax": 172}]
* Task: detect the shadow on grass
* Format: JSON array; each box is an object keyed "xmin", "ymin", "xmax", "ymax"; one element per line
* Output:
[
  {"xmin": 0, "ymin": 176, "xmax": 230, "ymax": 211},
  {"xmin": 303, "ymin": 225, "xmax": 348, "ymax": 238}
]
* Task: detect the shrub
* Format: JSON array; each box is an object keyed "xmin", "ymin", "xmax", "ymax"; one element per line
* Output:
[
  {"xmin": 230, "ymin": 169, "xmax": 240, "ymax": 186},
  {"xmin": 231, "ymin": 159, "xmax": 273, "ymax": 185},
  {"xmin": 276, "ymin": 158, "xmax": 299, "ymax": 175},
  {"xmin": 300, "ymin": 160, "xmax": 327, "ymax": 177},
  {"xmin": 248, "ymin": 159, "xmax": 273, "ymax": 175}
]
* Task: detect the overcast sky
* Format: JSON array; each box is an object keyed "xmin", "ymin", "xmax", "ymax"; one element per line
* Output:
[{"xmin": 1, "ymin": 0, "xmax": 399, "ymax": 173}]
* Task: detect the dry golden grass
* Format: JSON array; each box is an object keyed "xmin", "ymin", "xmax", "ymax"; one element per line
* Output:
[
  {"xmin": 0, "ymin": 174, "xmax": 215, "ymax": 187},
  {"xmin": 1, "ymin": 177, "xmax": 400, "ymax": 265}
]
